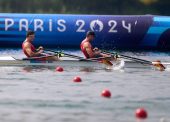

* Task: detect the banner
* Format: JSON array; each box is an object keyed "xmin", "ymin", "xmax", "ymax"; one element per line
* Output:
[{"xmin": 0, "ymin": 13, "xmax": 170, "ymax": 50}]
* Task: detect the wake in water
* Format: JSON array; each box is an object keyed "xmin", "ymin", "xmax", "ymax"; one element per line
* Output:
[
  {"xmin": 106, "ymin": 60, "xmax": 125, "ymax": 70},
  {"xmin": 113, "ymin": 60, "xmax": 125, "ymax": 70}
]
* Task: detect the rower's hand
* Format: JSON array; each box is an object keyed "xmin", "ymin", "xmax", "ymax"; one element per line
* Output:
[
  {"xmin": 38, "ymin": 46, "xmax": 44, "ymax": 51},
  {"xmin": 93, "ymin": 47, "xmax": 102, "ymax": 54},
  {"xmin": 93, "ymin": 47, "xmax": 99, "ymax": 51},
  {"xmin": 38, "ymin": 49, "xmax": 44, "ymax": 54},
  {"xmin": 114, "ymin": 53, "xmax": 119, "ymax": 59},
  {"xmin": 36, "ymin": 46, "xmax": 44, "ymax": 52}
]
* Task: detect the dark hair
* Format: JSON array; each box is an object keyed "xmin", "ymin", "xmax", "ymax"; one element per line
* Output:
[
  {"xmin": 86, "ymin": 31, "xmax": 95, "ymax": 37},
  {"xmin": 26, "ymin": 30, "xmax": 35, "ymax": 37}
]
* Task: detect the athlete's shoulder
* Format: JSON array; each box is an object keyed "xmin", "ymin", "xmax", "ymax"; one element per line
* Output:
[
  {"xmin": 82, "ymin": 40, "xmax": 90, "ymax": 46},
  {"xmin": 23, "ymin": 40, "xmax": 31, "ymax": 48}
]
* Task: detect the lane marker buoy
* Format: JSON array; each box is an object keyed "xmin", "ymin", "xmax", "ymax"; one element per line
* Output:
[
  {"xmin": 135, "ymin": 108, "xmax": 148, "ymax": 119},
  {"xmin": 73, "ymin": 76, "xmax": 82, "ymax": 82},
  {"xmin": 101, "ymin": 89, "xmax": 111, "ymax": 98},
  {"xmin": 56, "ymin": 66, "xmax": 64, "ymax": 72}
]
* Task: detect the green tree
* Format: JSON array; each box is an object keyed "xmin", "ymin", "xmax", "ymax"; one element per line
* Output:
[{"xmin": 0, "ymin": 0, "xmax": 170, "ymax": 15}]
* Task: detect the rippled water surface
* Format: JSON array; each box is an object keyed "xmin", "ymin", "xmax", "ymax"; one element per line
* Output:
[{"xmin": 0, "ymin": 49, "xmax": 170, "ymax": 122}]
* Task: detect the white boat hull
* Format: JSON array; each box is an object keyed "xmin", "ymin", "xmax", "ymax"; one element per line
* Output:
[
  {"xmin": 0, "ymin": 56, "xmax": 168, "ymax": 70},
  {"xmin": 0, "ymin": 56, "xmax": 117, "ymax": 69}
]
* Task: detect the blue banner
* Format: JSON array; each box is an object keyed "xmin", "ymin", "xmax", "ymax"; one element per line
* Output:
[{"xmin": 0, "ymin": 13, "xmax": 170, "ymax": 50}]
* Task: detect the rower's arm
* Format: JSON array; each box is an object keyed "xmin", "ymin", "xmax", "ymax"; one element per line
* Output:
[
  {"xmin": 24, "ymin": 43, "xmax": 43, "ymax": 57},
  {"xmin": 83, "ymin": 43, "xmax": 95, "ymax": 58}
]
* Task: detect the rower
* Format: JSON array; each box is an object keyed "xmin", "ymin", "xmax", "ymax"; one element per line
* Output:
[
  {"xmin": 80, "ymin": 31, "xmax": 116, "ymax": 60},
  {"xmin": 22, "ymin": 30, "xmax": 58, "ymax": 60}
]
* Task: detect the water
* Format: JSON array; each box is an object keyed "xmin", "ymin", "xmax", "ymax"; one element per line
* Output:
[{"xmin": 0, "ymin": 49, "xmax": 170, "ymax": 122}]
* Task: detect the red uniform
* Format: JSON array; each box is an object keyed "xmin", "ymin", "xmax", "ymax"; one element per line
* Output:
[
  {"xmin": 80, "ymin": 40, "xmax": 93, "ymax": 59},
  {"xmin": 22, "ymin": 41, "xmax": 36, "ymax": 57}
]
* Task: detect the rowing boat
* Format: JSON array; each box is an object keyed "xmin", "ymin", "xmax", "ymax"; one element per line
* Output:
[
  {"xmin": 0, "ymin": 56, "xmax": 122, "ymax": 68},
  {"xmin": 0, "ymin": 56, "xmax": 169, "ymax": 70}
]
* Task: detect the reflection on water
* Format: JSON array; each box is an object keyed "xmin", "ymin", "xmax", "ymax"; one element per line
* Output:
[
  {"xmin": 80, "ymin": 67, "xmax": 96, "ymax": 72},
  {"xmin": 22, "ymin": 66, "xmax": 55, "ymax": 73}
]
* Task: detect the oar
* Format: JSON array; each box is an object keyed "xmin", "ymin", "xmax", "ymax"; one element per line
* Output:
[
  {"xmin": 45, "ymin": 49, "xmax": 85, "ymax": 59},
  {"xmin": 45, "ymin": 49, "xmax": 113, "ymax": 66},
  {"xmin": 102, "ymin": 50, "xmax": 166, "ymax": 71},
  {"xmin": 79, "ymin": 56, "xmax": 113, "ymax": 61}
]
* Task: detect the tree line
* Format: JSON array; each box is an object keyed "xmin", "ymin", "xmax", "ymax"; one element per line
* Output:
[{"xmin": 0, "ymin": 0, "xmax": 169, "ymax": 15}]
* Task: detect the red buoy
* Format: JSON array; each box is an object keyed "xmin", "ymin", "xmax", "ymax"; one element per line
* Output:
[
  {"xmin": 56, "ymin": 66, "xmax": 64, "ymax": 72},
  {"xmin": 73, "ymin": 76, "xmax": 82, "ymax": 82},
  {"xmin": 101, "ymin": 89, "xmax": 111, "ymax": 98},
  {"xmin": 135, "ymin": 108, "xmax": 148, "ymax": 119}
]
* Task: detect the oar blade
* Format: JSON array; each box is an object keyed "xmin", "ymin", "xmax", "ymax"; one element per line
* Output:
[
  {"xmin": 101, "ymin": 59, "xmax": 113, "ymax": 66},
  {"xmin": 152, "ymin": 60, "xmax": 166, "ymax": 71}
]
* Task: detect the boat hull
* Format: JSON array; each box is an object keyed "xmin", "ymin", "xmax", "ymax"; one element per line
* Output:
[{"xmin": 0, "ymin": 56, "xmax": 168, "ymax": 70}]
